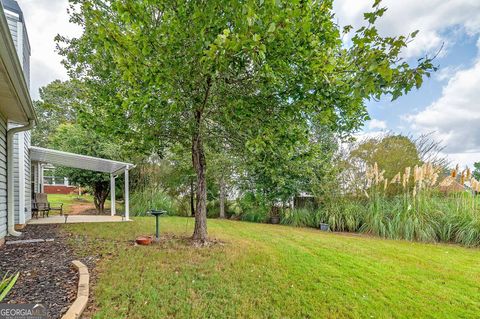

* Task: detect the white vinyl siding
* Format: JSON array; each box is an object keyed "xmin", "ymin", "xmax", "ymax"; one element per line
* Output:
[
  {"xmin": 24, "ymin": 130, "xmax": 31, "ymax": 220},
  {"xmin": 4, "ymin": 9, "xmax": 30, "ymax": 87},
  {"xmin": 0, "ymin": 114, "xmax": 7, "ymax": 240},
  {"xmin": 12, "ymin": 129, "xmax": 31, "ymax": 224},
  {"xmin": 12, "ymin": 128, "xmax": 19, "ymax": 223},
  {"xmin": 4, "ymin": 12, "xmax": 17, "ymax": 48},
  {"xmin": 4, "ymin": 4, "xmax": 32, "ymax": 224}
]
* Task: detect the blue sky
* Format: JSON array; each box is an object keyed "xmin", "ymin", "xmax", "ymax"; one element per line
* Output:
[
  {"xmin": 334, "ymin": 0, "xmax": 480, "ymax": 168},
  {"xmin": 17, "ymin": 0, "xmax": 480, "ymax": 168},
  {"xmin": 367, "ymin": 31, "xmax": 478, "ymax": 132}
]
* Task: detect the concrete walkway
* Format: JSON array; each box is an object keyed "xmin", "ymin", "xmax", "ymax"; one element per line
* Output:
[{"xmin": 28, "ymin": 215, "xmax": 129, "ymax": 224}]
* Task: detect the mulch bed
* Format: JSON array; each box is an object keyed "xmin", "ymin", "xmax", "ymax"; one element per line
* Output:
[{"xmin": 0, "ymin": 225, "xmax": 79, "ymax": 319}]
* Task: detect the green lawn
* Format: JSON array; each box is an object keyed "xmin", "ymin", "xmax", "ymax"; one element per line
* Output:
[
  {"xmin": 66, "ymin": 217, "xmax": 480, "ymax": 319},
  {"xmin": 46, "ymin": 194, "xmax": 93, "ymax": 214},
  {"xmin": 46, "ymin": 194, "xmax": 119, "ymax": 214}
]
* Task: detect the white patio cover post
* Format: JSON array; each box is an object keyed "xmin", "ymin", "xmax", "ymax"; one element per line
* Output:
[
  {"xmin": 38, "ymin": 162, "xmax": 44, "ymax": 193},
  {"xmin": 124, "ymin": 168, "xmax": 129, "ymax": 220},
  {"xmin": 110, "ymin": 173, "xmax": 116, "ymax": 216}
]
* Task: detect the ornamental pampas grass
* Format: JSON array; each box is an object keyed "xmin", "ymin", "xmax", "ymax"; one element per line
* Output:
[
  {"xmin": 405, "ymin": 166, "xmax": 411, "ymax": 180},
  {"xmin": 391, "ymin": 172, "xmax": 401, "ymax": 184},
  {"xmin": 439, "ymin": 176, "xmax": 455, "ymax": 187},
  {"xmin": 413, "ymin": 165, "xmax": 418, "ymax": 182},
  {"xmin": 470, "ymin": 178, "xmax": 480, "ymax": 193},
  {"xmin": 451, "ymin": 165, "xmax": 458, "ymax": 178},
  {"xmin": 414, "ymin": 165, "xmax": 423, "ymax": 183},
  {"xmin": 471, "ymin": 178, "xmax": 478, "ymax": 191},
  {"xmin": 402, "ymin": 166, "xmax": 411, "ymax": 188}
]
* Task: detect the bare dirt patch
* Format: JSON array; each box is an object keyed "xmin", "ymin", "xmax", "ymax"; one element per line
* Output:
[{"xmin": 68, "ymin": 203, "xmax": 112, "ymax": 216}]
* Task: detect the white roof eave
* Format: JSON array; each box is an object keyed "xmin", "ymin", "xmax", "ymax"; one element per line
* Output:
[
  {"xmin": 30, "ymin": 146, "xmax": 134, "ymax": 174},
  {"xmin": 0, "ymin": 4, "xmax": 36, "ymax": 124}
]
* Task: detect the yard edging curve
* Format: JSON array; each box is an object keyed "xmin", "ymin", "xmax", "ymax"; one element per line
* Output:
[{"xmin": 62, "ymin": 260, "xmax": 89, "ymax": 319}]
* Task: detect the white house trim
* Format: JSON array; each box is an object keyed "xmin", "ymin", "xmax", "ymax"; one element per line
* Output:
[
  {"xmin": 110, "ymin": 174, "xmax": 116, "ymax": 216},
  {"xmin": 18, "ymin": 130, "xmax": 25, "ymax": 225},
  {"xmin": 7, "ymin": 120, "xmax": 33, "ymax": 236}
]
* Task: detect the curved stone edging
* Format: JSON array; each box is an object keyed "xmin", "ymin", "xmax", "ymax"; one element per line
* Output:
[{"xmin": 62, "ymin": 260, "xmax": 89, "ymax": 319}]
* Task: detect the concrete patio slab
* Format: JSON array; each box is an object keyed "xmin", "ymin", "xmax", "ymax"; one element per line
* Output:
[{"xmin": 28, "ymin": 215, "xmax": 130, "ymax": 224}]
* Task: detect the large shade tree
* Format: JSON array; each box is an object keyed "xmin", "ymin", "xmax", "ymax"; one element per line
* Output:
[
  {"xmin": 58, "ymin": 0, "xmax": 436, "ymax": 243},
  {"xmin": 351, "ymin": 135, "xmax": 421, "ymax": 180},
  {"xmin": 32, "ymin": 80, "xmax": 83, "ymax": 147},
  {"xmin": 49, "ymin": 123, "xmax": 121, "ymax": 214}
]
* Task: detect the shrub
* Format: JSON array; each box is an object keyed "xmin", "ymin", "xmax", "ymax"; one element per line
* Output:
[
  {"xmin": 281, "ymin": 208, "xmax": 318, "ymax": 228},
  {"xmin": 319, "ymin": 200, "xmax": 366, "ymax": 232},
  {"xmin": 130, "ymin": 187, "xmax": 177, "ymax": 216},
  {"xmin": 233, "ymin": 193, "xmax": 269, "ymax": 223}
]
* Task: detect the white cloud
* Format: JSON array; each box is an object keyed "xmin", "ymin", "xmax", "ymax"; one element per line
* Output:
[
  {"xmin": 334, "ymin": 0, "xmax": 480, "ymax": 58},
  {"xmin": 444, "ymin": 152, "xmax": 480, "ymax": 170},
  {"xmin": 20, "ymin": 0, "xmax": 82, "ymax": 99},
  {"xmin": 408, "ymin": 56, "xmax": 480, "ymax": 154},
  {"xmin": 434, "ymin": 65, "xmax": 463, "ymax": 82},
  {"xmin": 368, "ymin": 119, "xmax": 387, "ymax": 130},
  {"xmin": 335, "ymin": 0, "xmax": 480, "ymax": 169}
]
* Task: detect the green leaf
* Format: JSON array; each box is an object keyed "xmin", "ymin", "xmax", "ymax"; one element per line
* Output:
[
  {"xmin": 267, "ymin": 22, "xmax": 276, "ymax": 33},
  {"xmin": 0, "ymin": 272, "xmax": 19, "ymax": 302}
]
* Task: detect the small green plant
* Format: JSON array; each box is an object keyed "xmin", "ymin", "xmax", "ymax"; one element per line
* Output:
[
  {"xmin": 235, "ymin": 193, "xmax": 269, "ymax": 223},
  {"xmin": 130, "ymin": 187, "xmax": 177, "ymax": 216},
  {"xmin": 320, "ymin": 200, "xmax": 366, "ymax": 232},
  {"xmin": 0, "ymin": 272, "xmax": 19, "ymax": 301},
  {"xmin": 281, "ymin": 208, "xmax": 318, "ymax": 228}
]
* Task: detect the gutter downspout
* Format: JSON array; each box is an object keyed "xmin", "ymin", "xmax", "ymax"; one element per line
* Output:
[{"xmin": 7, "ymin": 120, "xmax": 34, "ymax": 236}]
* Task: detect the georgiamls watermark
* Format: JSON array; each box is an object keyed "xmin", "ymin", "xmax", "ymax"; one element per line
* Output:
[{"xmin": 0, "ymin": 304, "xmax": 47, "ymax": 319}]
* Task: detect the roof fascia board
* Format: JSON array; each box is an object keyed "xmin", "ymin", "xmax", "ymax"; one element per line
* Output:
[{"xmin": 0, "ymin": 4, "xmax": 36, "ymax": 123}]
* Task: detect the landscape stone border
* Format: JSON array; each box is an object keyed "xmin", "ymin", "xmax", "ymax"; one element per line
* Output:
[
  {"xmin": 6, "ymin": 238, "xmax": 55, "ymax": 245},
  {"xmin": 62, "ymin": 260, "xmax": 89, "ymax": 319}
]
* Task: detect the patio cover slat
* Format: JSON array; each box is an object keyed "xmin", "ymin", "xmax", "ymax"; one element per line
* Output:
[{"xmin": 30, "ymin": 146, "xmax": 133, "ymax": 173}]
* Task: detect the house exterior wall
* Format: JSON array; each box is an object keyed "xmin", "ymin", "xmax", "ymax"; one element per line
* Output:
[
  {"xmin": 2, "ymin": 0, "xmax": 30, "ymax": 86},
  {"xmin": 11, "ymin": 128, "xmax": 30, "ymax": 224},
  {"xmin": 0, "ymin": 113, "xmax": 7, "ymax": 240},
  {"xmin": 2, "ymin": 0, "xmax": 32, "ymax": 225},
  {"xmin": 24, "ymin": 130, "xmax": 31, "ymax": 220}
]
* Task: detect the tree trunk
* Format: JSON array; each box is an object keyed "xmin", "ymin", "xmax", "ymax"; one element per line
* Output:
[
  {"xmin": 190, "ymin": 177, "xmax": 195, "ymax": 217},
  {"xmin": 219, "ymin": 175, "xmax": 226, "ymax": 219},
  {"xmin": 192, "ymin": 111, "xmax": 208, "ymax": 243},
  {"xmin": 93, "ymin": 182, "xmax": 109, "ymax": 215},
  {"xmin": 98, "ymin": 199, "xmax": 104, "ymax": 215},
  {"xmin": 93, "ymin": 196, "xmax": 99, "ymax": 214}
]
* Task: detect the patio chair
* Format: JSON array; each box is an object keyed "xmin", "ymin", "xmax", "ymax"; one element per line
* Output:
[{"xmin": 32, "ymin": 193, "xmax": 63, "ymax": 218}]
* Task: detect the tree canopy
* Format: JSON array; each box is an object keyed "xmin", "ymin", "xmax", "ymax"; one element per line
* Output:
[
  {"xmin": 58, "ymin": 0, "xmax": 436, "ymax": 243},
  {"xmin": 49, "ymin": 123, "xmax": 122, "ymax": 214},
  {"xmin": 32, "ymin": 79, "xmax": 83, "ymax": 147},
  {"xmin": 473, "ymin": 162, "xmax": 480, "ymax": 181},
  {"xmin": 351, "ymin": 135, "xmax": 421, "ymax": 181}
]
